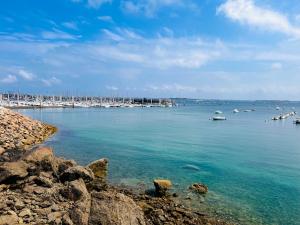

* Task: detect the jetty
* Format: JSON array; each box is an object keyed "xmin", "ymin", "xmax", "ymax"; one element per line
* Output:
[{"xmin": 0, "ymin": 93, "xmax": 174, "ymax": 109}]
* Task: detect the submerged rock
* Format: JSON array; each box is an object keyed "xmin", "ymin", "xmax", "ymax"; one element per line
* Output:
[
  {"xmin": 153, "ymin": 179, "xmax": 172, "ymax": 196},
  {"xmin": 87, "ymin": 158, "xmax": 108, "ymax": 179},
  {"xmin": 189, "ymin": 183, "xmax": 208, "ymax": 194},
  {"xmin": 89, "ymin": 190, "xmax": 146, "ymax": 225}
]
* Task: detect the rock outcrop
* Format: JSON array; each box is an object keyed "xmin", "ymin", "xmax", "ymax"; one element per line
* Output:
[{"xmin": 89, "ymin": 190, "xmax": 146, "ymax": 225}]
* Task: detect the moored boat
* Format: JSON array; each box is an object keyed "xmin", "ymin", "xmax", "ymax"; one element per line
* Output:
[
  {"xmin": 215, "ymin": 110, "xmax": 223, "ymax": 114},
  {"xmin": 293, "ymin": 118, "xmax": 300, "ymax": 124},
  {"xmin": 233, "ymin": 109, "xmax": 239, "ymax": 113},
  {"xmin": 212, "ymin": 116, "xmax": 226, "ymax": 121}
]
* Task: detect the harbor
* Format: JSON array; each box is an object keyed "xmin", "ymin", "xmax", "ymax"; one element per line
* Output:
[{"xmin": 0, "ymin": 93, "xmax": 175, "ymax": 109}]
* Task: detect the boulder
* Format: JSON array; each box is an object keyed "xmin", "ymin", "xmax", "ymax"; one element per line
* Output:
[
  {"xmin": 153, "ymin": 179, "xmax": 172, "ymax": 196},
  {"xmin": 23, "ymin": 146, "xmax": 53, "ymax": 162},
  {"xmin": 60, "ymin": 178, "xmax": 89, "ymax": 202},
  {"xmin": 0, "ymin": 161, "xmax": 29, "ymax": 183},
  {"xmin": 189, "ymin": 183, "xmax": 208, "ymax": 194},
  {"xmin": 0, "ymin": 214, "xmax": 19, "ymax": 225},
  {"xmin": 59, "ymin": 166, "xmax": 94, "ymax": 183},
  {"xmin": 67, "ymin": 179, "xmax": 91, "ymax": 225},
  {"xmin": 57, "ymin": 158, "xmax": 77, "ymax": 175},
  {"xmin": 87, "ymin": 158, "xmax": 108, "ymax": 179},
  {"xmin": 89, "ymin": 191, "xmax": 146, "ymax": 225}
]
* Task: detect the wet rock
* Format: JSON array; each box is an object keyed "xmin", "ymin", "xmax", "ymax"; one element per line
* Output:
[
  {"xmin": 87, "ymin": 158, "xmax": 108, "ymax": 179},
  {"xmin": 89, "ymin": 190, "xmax": 146, "ymax": 225},
  {"xmin": 60, "ymin": 165, "xmax": 94, "ymax": 183},
  {"xmin": 153, "ymin": 179, "xmax": 172, "ymax": 196},
  {"xmin": 189, "ymin": 183, "xmax": 208, "ymax": 194},
  {"xmin": 0, "ymin": 161, "xmax": 29, "ymax": 183}
]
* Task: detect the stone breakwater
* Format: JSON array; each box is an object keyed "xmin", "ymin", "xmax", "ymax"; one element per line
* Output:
[
  {"xmin": 0, "ymin": 108, "xmax": 231, "ymax": 225},
  {"xmin": 0, "ymin": 106, "xmax": 56, "ymax": 161}
]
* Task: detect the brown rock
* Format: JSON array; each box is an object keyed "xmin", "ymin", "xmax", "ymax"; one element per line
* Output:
[
  {"xmin": 153, "ymin": 179, "xmax": 172, "ymax": 196},
  {"xmin": 87, "ymin": 158, "xmax": 108, "ymax": 179},
  {"xmin": 0, "ymin": 161, "xmax": 29, "ymax": 183},
  {"xmin": 0, "ymin": 147, "xmax": 5, "ymax": 155},
  {"xmin": 62, "ymin": 214, "xmax": 74, "ymax": 225},
  {"xmin": 48, "ymin": 212, "xmax": 63, "ymax": 224},
  {"xmin": 89, "ymin": 191, "xmax": 146, "ymax": 225},
  {"xmin": 68, "ymin": 179, "xmax": 91, "ymax": 225},
  {"xmin": 60, "ymin": 178, "xmax": 89, "ymax": 201},
  {"xmin": 189, "ymin": 183, "xmax": 208, "ymax": 194},
  {"xmin": 24, "ymin": 146, "xmax": 53, "ymax": 162},
  {"xmin": 59, "ymin": 166, "xmax": 94, "ymax": 183},
  {"xmin": 19, "ymin": 208, "xmax": 31, "ymax": 218},
  {"xmin": 0, "ymin": 214, "xmax": 19, "ymax": 225}
]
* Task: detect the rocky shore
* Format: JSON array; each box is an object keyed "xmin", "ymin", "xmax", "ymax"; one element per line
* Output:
[
  {"xmin": 0, "ymin": 107, "xmax": 231, "ymax": 225},
  {"xmin": 0, "ymin": 107, "xmax": 56, "ymax": 161}
]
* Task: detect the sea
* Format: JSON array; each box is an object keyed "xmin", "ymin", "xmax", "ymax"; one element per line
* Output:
[{"xmin": 18, "ymin": 99, "xmax": 300, "ymax": 225}]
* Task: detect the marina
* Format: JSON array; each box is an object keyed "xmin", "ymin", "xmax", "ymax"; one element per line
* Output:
[{"xmin": 0, "ymin": 93, "xmax": 174, "ymax": 109}]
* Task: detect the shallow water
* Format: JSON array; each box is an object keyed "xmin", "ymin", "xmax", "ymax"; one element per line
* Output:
[{"xmin": 18, "ymin": 100, "xmax": 300, "ymax": 225}]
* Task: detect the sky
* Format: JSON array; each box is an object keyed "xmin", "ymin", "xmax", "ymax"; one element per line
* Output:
[{"xmin": 1, "ymin": 0, "xmax": 300, "ymax": 100}]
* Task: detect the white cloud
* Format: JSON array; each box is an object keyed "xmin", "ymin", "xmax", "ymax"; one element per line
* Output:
[
  {"xmin": 41, "ymin": 29, "xmax": 79, "ymax": 40},
  {"xmin": 106, "ymin": 85, "xmax": 119, "ymax": 91},
  {"xmin": 41, "ymin": 77, "xmax": 61, "ymax": 86},
  {"xmin": 87, "ymin": 0, "xmax": 111, "ymax": 9},
  {"xmin": 97, "ymin": 16, "xmax": 114, "ymax": 23},
  {"xmin": 271, "ymin": 62, "xmax": 282, "ymax": 70},
  {"xmin": 0, "ymin": 74, "xmax": 17, "ymax": 84},
  {"xmin": 62, "ymin": 21, "xmax": 78, "ymax": 30},
  {"xmin": 121, "ymin": 0, "xmax": 191, "ymax": 17},
  {"xmin": 102, "ymin": 29, "xmax": 124, "ymax": 41},
  {"xmin": 217, "ymin": 0, "xmax": 300, "ymax": 38},
  {"xmin": 148, "ymin": 84, "xmax": 198, "ymax": 92},
  {"xmin": 18, "ymin": 69, "xmax": 35, "ymax": 80}
]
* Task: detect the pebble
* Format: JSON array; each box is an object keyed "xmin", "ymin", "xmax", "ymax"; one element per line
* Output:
[{"xmin": 19, "ymin": 208, "xmax": 31, "ymax": 217}]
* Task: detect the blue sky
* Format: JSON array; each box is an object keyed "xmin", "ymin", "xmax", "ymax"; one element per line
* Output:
[{"xmin": 1, "ymin": 0, "xmax": 300, "ymax": 100}]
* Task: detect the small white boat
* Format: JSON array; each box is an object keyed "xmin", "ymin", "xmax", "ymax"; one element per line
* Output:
[
  {"xmin": 233, "ymin": 109, "xmax": 239, "ymax": 113},
  {"xmin": 244, "ymin": 109, "xmax": 251, "ymax": 112},
  {"xmin": 272, "ymin": 116, "xmax": 280, "ymax": 120},
  {"xmin": 215, "ymin": 110, "xmax": 223, "ymax": 114},
  {"xmin": 212, "ymin": 116, "xmax": 226, "ymax": 121},
  {"xmin": 276, "ymin": 106, "xmax": 281, "ymax": 110}
]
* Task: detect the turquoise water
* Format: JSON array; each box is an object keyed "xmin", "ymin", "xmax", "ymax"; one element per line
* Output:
[{"xmin": 18, "ymin": 100, "xmax": 300, "ymax": 225}]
